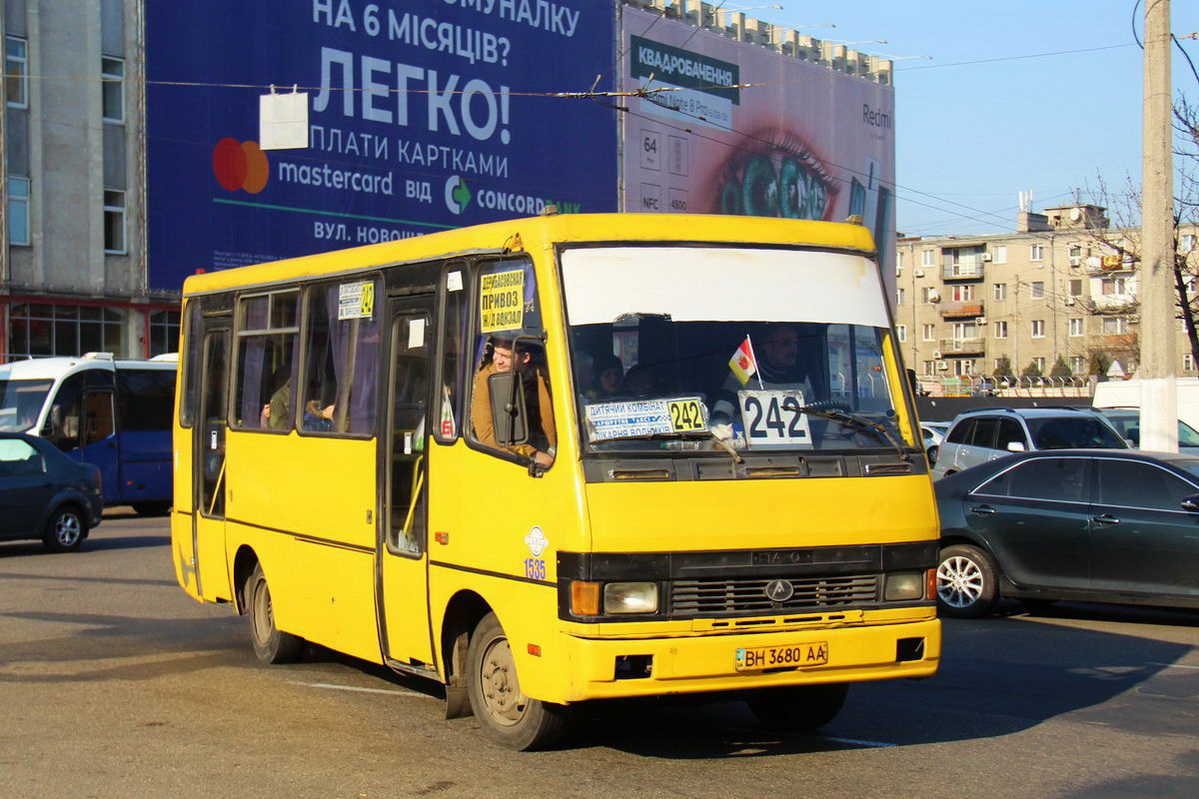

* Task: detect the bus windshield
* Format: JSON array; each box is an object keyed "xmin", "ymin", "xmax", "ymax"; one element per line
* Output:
[
  {"xmin": 0, "ymin": 379, "xmax": 53, "ymax": 432},
  {"xmin": 560, "ymin": 246, "xmax": 914, "ymax": 454}
]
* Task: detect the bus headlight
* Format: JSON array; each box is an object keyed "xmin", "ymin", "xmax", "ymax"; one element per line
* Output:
[
  {"xmin": 603, "ymin": 582, "xmax": 659, "ymax": 614},
  {"xmin": 885, "ymin": 572, "xmax": 925, "ymax": 601}
]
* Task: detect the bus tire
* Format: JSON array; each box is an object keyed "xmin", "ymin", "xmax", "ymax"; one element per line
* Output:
[
  {"xmin": 466, "ymin": 612, "xmax": 571, "ymax": 751},
  {"xmin": 746, "ymin": 683, "xmax": 848, "ymax": 732},
  {"xmin": 246, "ymin": 564, "xmax": 304, "ymax": 664},
  {"xmin": 43, "ymin": 505, "xmax": 85, "ymax": 553}
]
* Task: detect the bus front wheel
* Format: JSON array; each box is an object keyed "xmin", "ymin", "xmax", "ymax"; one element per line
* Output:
[
  {"xmin": 466, "ymin": 612, "xmax": 571, "ymax": 750},
  {"xmin": 245, "ymin": 564, "xmax": 305, "ymax": 664},
  {"xmin": 746, "ymin": 683, "xmax": 849, "ymax": 732}
]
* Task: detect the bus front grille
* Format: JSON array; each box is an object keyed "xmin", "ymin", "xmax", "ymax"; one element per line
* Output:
[{"xmin": 670, "ymin": 574, "xmax": 880, "ymax": 617}]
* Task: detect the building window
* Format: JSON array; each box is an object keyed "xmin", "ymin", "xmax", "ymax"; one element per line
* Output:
[
  {"xmin": 923, "ymin": 360, "xmax": 935, "ymax": 376},
  {"xmin": 7, "ymin": 303, "xmax": 126, "ymax": 358},
  {"xmin": 1030, "ymin": 243, "xmax": 1044, "ymax": 261},
  {"xmin": 921, "ymin": 249, "xmax": 934, "ymax": 267},
  {"xmin": 1031, "ymin": 320, "xmax": 1045, "ymax": 338},
  {"xmin": 921, "ymin": 286, "xmax": 933, "ymax": 304},
  {"xmin": 1186, "ymin": 353, "xmax": 1195, "ymax": 372},
  {"xmin": 1069, "ymin": 318, "xmax": 1084, "ymax": 337},
  {"xmin": 896, "ymin": 324, "xmax": 907, "ymax": 342},
  {"xmin": 993, "ymin": 321, "xmax": 1008, "ymax": 339},
  {"xmin": 1033, "ymin": 356, "xmax": 1046, "ymax": 373},
  {"xmin": 992, "ymin": 245, "xmax": 1007, "ymax": 264},
  {"xmin": 1030, "ymin": 281, "xmax": 1045, "ymax": 300},
  {"xmin": 1102, "ymin": 317, "xmax": 1130, "ymax": 335},
  {"xmin": 951, "ymin": 284, "xmax": 974, "ymax": 302},
  {"xmin": 952, "ymin": 322, "xmax": 978, "ymax": 341},
  {"xmin": 896, "ymin": 251, "xmax": 904, "ymax": 274},
  {"xmin": 1069, "ymin": 279, "xmax": 1083, "ymax": 296},
  {"xmin": 993, "ymin": 283, "xmax": 1007, "ymax": 301},
  {"xmin": 954, "ymin": 359, "xmax": 976, "ymax": 377},
  {"xmin": 1071, "ymin": 355, "xmax": 1086, "ymax": 374},
  {"xmin": 1182, "ymin": 234, "xmax": 1195, "ymax": 253},
  {"xmin": 149, "ymin": 310, "xmax": 182, "ymax": 357},
  {"xmin": 1069, "ymin": 244, "xmax": 1083, "ymax": 259},
  {"xmin": 5, "ymin": 36, "xmax": 27, "ymax": 109},
  {"xmin": 102, "ymin": 57, "xmax": 125, "ymax": 124},
  {"xmin": 922, "ymin": 324, "xmax": 935, "ymax": 342},
  {"xmin": 896, "ymin": 287, "xmax": 905, "ymax": 306},
  {"xmin": 1101, "ymin": 277, "xmax": 1127, "ymax": 295},
  {"xmin": 7, "ymin": 176, "xmax": 30, "ymax": 246},
  {"xmin": 104, "ymin": 190, "xmax": 126, "ymax": 254}
]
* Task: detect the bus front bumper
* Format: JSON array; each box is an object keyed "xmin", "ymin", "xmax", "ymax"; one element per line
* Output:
[{"xmin": 552, "ymin": 617, "xmax": 940, "ymax": 703}]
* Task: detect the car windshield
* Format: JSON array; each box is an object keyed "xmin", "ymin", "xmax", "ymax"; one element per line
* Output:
[
  {"xmin": 559, "ymin": 246, "xmax": 914, "ymax": 455},
  {"xmin": 0, "ymin": 379, "xmax": 52, "ymax": 432},
  {"xmin": 1026, "ymin": 415, "xmax": 1127, "ymax": 449}
]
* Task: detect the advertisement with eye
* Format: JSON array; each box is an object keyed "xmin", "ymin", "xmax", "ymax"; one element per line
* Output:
[{"xmin": 620, "ymin": 6, "xmax": 896, "ymax": 288}]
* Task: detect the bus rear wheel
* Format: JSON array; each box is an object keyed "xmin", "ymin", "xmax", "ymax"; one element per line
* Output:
[
  {"xmin": 746, "ymin": 683, "xmax": 849, "ymax": 732},
  {"xmin": 466, "ymin": 612, "xmax": 571, "ymax": 751},
  {"xmin": 245, "ymin": 564, "xmax": 304, "ymax": 664}
]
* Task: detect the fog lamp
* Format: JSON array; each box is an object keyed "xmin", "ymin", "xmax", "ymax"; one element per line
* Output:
[
  {"xmin": 885, "ymin": 572, "xmax": 925, "ymax": 601},
  {"xmin": 603, "ymin": 582, "xmax": 659, "ymax": 614}
]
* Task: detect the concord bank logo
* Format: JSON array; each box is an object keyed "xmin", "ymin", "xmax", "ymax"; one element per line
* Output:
[
  {"xmin": 445, "ymin": 175, "xmax": 472, "ymax": 215},
  {"xmin": 212, "ymin": 137, "xmax": 269, "ymax": 194}
]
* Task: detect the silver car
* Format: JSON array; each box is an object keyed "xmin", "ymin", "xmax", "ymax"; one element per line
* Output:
[{"xmin": 930, "ymin": 407, "xmax": 1128, "ymax": 479}]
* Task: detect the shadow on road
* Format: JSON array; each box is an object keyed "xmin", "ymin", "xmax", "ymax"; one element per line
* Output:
[{"xmin": 0, "ymin": 533, "xmax": 169, "ymax": 559}]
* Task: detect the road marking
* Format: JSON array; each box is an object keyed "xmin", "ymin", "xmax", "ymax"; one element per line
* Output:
[
  {"xmin": 1148, "ymin": 662, "xmax": 1199, "ymax": 671},
  {"xmin": 294, "ymin": 681, "xmax": 438, "ymax": 700},
  {"xmin": 822, "ymin": 736, "xmax": 896, "ymax": 748}
]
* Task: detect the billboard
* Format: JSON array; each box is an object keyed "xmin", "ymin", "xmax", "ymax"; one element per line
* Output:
[
  {"xmin": 619, "ymin": 7, "xmax": 896, "ymax": 281},
  {"xmin": 145, "ymin": 0, "xmax": 618, "ymax": 290}
]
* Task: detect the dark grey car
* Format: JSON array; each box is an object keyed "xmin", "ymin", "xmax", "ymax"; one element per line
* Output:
[
  {"xmin": 0, "ymin": 432, "xmax": 103, "ymax": 552},
  {"xmin": 935, "ymin": 449, "xmax": 1199, "ymax": 617}
]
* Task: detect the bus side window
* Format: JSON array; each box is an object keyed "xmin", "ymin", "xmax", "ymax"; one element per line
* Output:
[
  {"xmin": 300, "ymin": 280, "xmax": 381, "ymax": 436},
  {"xmin": 435, "ymin": 264, "xmax": 468, "ymax": 442},
  {"xmin": 179, "ymin": 302, "xmax": 202, "ymax": 427},
  {"xmin": 41, "ymin": 373, "xmax": 85, "ymax": 451},
  {"xmin": 83, "ymin": 393, "xmax": 114, "ymax": 445},
  {"xmin": 233, "ymin": 291, "xmax": 300, "ymax": 432},
  {"xmin": 467, "ymin": 261, "xmax": 556, "ymax": 468},
  {"xmin": 118, "ymin": 369, "xmax": 176, "ymax": 432}
]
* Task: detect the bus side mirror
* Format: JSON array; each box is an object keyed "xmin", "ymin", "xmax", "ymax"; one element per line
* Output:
[{"xmin": 489, "ymin": 372, "xmax": 529, "ymax": 448}]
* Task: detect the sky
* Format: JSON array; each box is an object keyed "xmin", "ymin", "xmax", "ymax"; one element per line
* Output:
[{"xmin": 749, "ymin": 1, "xmax": 1199, "ymax": 237}]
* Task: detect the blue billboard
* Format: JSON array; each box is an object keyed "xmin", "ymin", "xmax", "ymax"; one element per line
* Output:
[{"xmin": 145, "ymin": 0, "xmax": 619, "ymax": 290}]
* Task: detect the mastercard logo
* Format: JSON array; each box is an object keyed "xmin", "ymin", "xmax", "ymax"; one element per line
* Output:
[{"xmin": 212, "ymin": 137, "xmax": 269, "ymax": 194}]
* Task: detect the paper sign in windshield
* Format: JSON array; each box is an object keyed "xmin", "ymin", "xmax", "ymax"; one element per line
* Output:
[
  {"xmin": 338, "ymin": 281, "xmax": 375, "ymax": 320},
  {"xmin": 585, "ymin": 397, "xmax": 708, "ymax": 442},
  {"xmin": 737, "ymin": 389, "xmax": 812, "ymax": 449},
  {"xmin": 479, "ymin": 269, "xmax": 525, "ymax": 333}
]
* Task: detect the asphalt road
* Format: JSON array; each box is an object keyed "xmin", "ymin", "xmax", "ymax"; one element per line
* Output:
[{"xmin": 2, "ymin": 511, "xmax": 1198, "ymax": 798}]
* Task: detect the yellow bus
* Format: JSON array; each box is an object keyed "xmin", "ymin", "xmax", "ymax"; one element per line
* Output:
[{"xmin": 171, "ymin": 212, "xmax": 939, "ymax": 749}]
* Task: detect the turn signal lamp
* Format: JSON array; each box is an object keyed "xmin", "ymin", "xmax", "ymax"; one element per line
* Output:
[{"xmin": 570, "ymin": 581, "xmax": 601, "ymax": 616}]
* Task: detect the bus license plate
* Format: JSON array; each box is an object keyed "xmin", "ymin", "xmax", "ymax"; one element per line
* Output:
[{"xmin": 736, "ymin": 642, "xmax": 829, "ymax": 671}]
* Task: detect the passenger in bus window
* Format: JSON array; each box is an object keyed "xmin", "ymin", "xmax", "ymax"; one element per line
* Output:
[
  {"xmin": 259, "ymin": 367, "xmax": 292, "ymax": 430},
  {"xmin": 470, "ymin": 336, "xmax": 555, "ymax": 467}
]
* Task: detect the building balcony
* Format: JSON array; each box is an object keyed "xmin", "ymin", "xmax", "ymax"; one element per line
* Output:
[
  {"xmin": 1088, "ymin": 295, "xmax": 1137, "ymax": 313},
  {"xmin": 939, "ymin": 301, "xmax": 984, "ymax": 319},
  {"xmin": 941, "ymin": 263, "xmax": 985, "ymax": 281},
  {"xmin": 939, "ymin": 337, "xmax": 986, "ymax": 356},
  {"xmin": 1085, "ymin": 255, "xmax": 1136, "ymax": 274}
]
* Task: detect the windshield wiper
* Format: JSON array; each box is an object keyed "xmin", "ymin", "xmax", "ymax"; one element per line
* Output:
[{"xmin": 798, "ymin": 405, "xmax": 911, "ymax": 461}]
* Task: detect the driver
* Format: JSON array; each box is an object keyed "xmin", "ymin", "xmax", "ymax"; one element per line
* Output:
[
  {"xmin": 470, "ymin": 336, "xmax": 555, "ymax": 467},
  {"xmin": 711, "ymin": 323, "xmax": 815, "ymax": 432}
]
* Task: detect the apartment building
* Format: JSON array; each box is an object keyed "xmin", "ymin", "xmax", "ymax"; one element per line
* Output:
[{"xmin": 894, "ymin": 203, "xmax": 1196, "ymax": 385}]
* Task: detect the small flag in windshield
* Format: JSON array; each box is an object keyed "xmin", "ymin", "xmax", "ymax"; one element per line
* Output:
[{"xmin": 729, "ymin": 336, "xmax": 758, "ymax": 385}]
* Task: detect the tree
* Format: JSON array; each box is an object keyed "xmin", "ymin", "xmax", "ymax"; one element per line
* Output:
[
  {"xmin": 1077, "ymin": 93, "xmax": 1199, "ymax": 372},
  {"xmin": 1050, "ymin": 356, "xmax": 1072, "ymax": 378},
  {"xmin": 1089, "ymin": 350, "xmax": 1113, "ymax": 377},
  {"xmin": 992, "ymin": 355, "xmax": 1015, "ymax": 383},
  {"xmin": 1022, "ymin": 360, "xmax": 1043, "ymax": 379}
]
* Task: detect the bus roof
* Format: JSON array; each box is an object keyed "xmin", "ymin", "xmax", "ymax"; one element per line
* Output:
[
  {"xmin": 181, "ymin": 213, "xmax": 877, "ymax": 297},
  {"xmin": 0, "ymin": 355, "xmax": 176, "ymax": 380}
]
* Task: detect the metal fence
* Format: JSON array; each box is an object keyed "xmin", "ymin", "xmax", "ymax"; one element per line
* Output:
[{"xmin": 918, "ymin": 375, "xmax": 1097, "ymax": 398}]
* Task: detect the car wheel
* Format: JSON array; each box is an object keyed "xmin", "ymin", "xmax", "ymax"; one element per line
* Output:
[
  {"xmin": 746, "ymin": 683, "xmax": 849, "ymax": 732},
  {"xmin": 466, "ymin": 612, "xmax": 571, "ymax": 750},
  {"xmin": 43, "ymin": 506, "xmax": 85, "ymax": 553},
  {"xmin": 927, "ymin": 445, "xmax": 939, "ymax": 466},
  {"xmin": 936, "ymin": 544, "xmax": 999, "ymax": 618},
  {"xmin": 245, "ymin": 564, "xmax": 305, "ymax": 664}
]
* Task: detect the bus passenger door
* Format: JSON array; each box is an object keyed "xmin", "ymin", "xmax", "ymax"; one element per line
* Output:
[
  {"xmin": 80, "ymin": 388, "xmax": 119, "ymax": 503},
  {"xmin": 193, "ymin": 324, "xmax": 231, "ymax": 601},
  {"xmin": 378, "ymin": 299, "xmax": 434, "ymax": 667}
]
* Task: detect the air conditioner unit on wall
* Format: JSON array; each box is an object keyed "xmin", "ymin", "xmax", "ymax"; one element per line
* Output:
[
  {"xmin": 932, "ymin": 350, "xmax": 943, "ymax": 359},
  {"xmin": 937, "ymin": 360, "xmax": 949, "ymax": 371},
  {"xmin": 1069, "ymin": 256, "xmax": 1081, "ymax": 267},
  {"xmin": 975, "ymin": 316, "xmax": 986, "ymax": 325},
  {"xmin": 981, "ymin": 253, "xmax": 993, "ymax": 262},
  {"xmin": 914, "ymin": 269, "xmax": 925, "ymax": 278}
]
